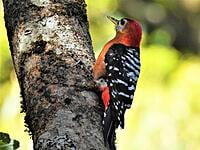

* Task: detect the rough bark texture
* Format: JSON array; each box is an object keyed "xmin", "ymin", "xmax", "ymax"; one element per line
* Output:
[{"xmin": 3, "ymin": 0, "xmax": 107, "ymax": 149}]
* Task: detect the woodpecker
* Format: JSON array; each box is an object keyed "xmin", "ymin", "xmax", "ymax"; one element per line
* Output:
[{"xmin": 93, "ymin": 16, "xmax": 142, "ymax": 150}]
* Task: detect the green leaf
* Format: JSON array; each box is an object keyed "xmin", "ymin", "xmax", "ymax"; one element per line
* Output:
[
  {"xmin": 0, "ymin": 132, "xmax": 20, "ymax": 149},
  {"xmin": 0, "ymin": 132, "xmax": 10, "ymax": 144},
  {"xmin": 13, "ymin": 140, "xmax": 20, "ymax": 149}
]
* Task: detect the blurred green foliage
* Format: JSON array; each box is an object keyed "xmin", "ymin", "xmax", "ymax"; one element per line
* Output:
[
  {"xmin": 0, "ymin": 132, "xmax": 20, "ymax": 150},
  {"xmin": 1, "ymin": 0, "xmax": 200, "ymax": 149}
]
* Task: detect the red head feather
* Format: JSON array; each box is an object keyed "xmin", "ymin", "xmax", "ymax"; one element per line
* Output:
[{"xmin": 108, "ymin": 16, "xmax": 142, "ymax": 48}]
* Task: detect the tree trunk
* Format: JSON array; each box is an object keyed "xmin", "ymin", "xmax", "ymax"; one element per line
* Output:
[{"xmin": 3, "ymin": 0, "xmax": 106, "ymax": 149}]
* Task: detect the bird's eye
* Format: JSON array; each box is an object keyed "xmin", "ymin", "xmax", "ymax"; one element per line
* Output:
[
  {"xmin": 120, "ymin": 19, "xmax": 126, "ymax": 26},
  {"xmin": 116, "ymin": 18, "xmax": 127, "ymax": 32}
]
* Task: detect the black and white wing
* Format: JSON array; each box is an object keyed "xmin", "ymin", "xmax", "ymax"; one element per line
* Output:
[
  {"xmin": 105, "ymin": 43, "xmax": 140, "ymax": 128},
  {"xmin": 102, "ymin": 44, "xmax": 140, "ymax": 150}
]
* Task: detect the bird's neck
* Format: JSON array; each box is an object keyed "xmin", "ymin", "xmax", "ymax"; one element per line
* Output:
[
  {"xmin": 114, "ymin": 32, "xmax": 140, "ymax": 48},
  {"xmin": 98, "ymin": 32, "xmax": 141, "ymax": 64}
]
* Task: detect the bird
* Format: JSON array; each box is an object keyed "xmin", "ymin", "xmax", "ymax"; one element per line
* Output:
[{"xmin": 93, "ymin": 16, "xmax": 142, "ymax": 150}]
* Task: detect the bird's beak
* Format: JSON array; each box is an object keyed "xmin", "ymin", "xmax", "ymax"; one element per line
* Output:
[{"xmin": 107, "ymin": 16, "xmax": 118, "ymax": 25}]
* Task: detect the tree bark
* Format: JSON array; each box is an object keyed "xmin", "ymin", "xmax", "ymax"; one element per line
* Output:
[{"xmin": 3, "ymin": 0, "xmax": 106, "ymax": 149}]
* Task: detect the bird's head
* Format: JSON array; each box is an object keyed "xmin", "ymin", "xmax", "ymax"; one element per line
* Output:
[{"xmin": 107, "ymin": 16, "xmax": 142, "ymax": 48}]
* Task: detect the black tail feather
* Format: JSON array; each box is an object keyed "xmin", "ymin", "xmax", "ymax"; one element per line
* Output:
[
  {"xmin": 119, "ymin": 108, "xmax": 126, "ymax": 129},
  {"xmin": 108, "ymin": 127, "xmax": 116, "ymax": 150},
  {"xmin": 103, "ymin": 105, "xmax": 118, "ymax": 150}
]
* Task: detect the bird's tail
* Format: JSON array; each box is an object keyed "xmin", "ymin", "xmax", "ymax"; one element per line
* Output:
[{"xmin": 103, "ymin": 104, "xmax": 118, "ymax": 150}]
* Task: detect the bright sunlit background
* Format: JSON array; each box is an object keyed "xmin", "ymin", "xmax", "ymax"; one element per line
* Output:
[{"xmin": 1, "ymin": 0, "xmax": 200, "ymax": 149}]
